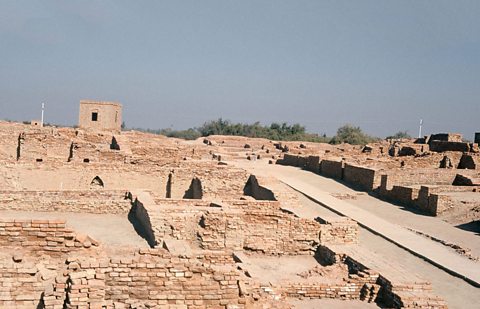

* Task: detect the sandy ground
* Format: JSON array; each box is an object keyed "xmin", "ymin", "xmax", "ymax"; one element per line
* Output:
[{"xmin": 289, "ymin": 298, "xmax": 380, "ymax": 308}]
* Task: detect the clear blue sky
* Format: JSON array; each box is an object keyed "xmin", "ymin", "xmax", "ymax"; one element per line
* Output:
[{"xmin": 0, "ymin": 1, "xmax": 479, "ymax": 138}]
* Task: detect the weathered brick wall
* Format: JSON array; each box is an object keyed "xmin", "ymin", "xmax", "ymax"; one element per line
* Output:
[
  {"xmin": 0, "ymin": 219, "xmax": 99, "ymax": 254},
  {"xmin": 199, "ymin": 209, "xmax": 359, "ymax": 255},
  {"xmin": 429, "ymin": 140, "xmax": 470, "ymax": 152},
  {"xmin": 320, "ymin": 159, "xmax": 344, "ymax": 179},
  {"xmin": 46, "ymin": 251, "xmax": 244, "ymax": 309},
  {"xmin": 343, "ymin": 164, "xmax": 382, "ymax": 191},
  {"xmin": 199, "ymin": 209, "xmax": 321, "ymax": 255},
  {"xmin": 318, "ymin": 217, "xmax": 359, "ymax": 245},
  {"xmin": 381, "ymin": 182, "xmax": 480, "ymax": 216},
  {"xmin": 426, "ymin": 194, "xmax": 468, "ymax": 216},
  {"xmin": 378, "ymin": 185, "xmax": 420, "ymax": 208},
  {"xmin": 4, "ymin": 162, "xmax": 248, "ymax": 200},
  {"xmin": 277, "ymin": 154, "xmax": 301, "ymax": 167},
  {"xmin": 280, "ymin": 281, "xmax": 366, "ymax": 300},
  {"xmin": 2, "ymin": 245, "xmax": 244, "ymax": 309},
  {"xmin": 429, "ymin": 133, "xmax": 463, "ymax": 142},
  {"xmin": 305, "ymin": 155, "xmax": 321, "ymax": 173},
  {"xmin": 0, "ymin": 254, "xmax": 62, "ymax": 308},
  {"xmin": 0, "ymin": 190, "xmax": 131, "ymax": 214},
  {"xmin": 380, "ymin": 169, "xmax": 463, "ymax": 191}
]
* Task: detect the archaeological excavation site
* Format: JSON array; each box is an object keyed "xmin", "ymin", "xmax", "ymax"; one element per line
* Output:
[{"xmin": 0, "ymin": 101, "xmax": 479, "ymax": 309}]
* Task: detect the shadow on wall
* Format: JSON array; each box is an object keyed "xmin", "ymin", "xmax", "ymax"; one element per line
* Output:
[
  {"xmin": 166, "ymin": 173, "xmax": 173, "ymax": 198},
  {"xmin": 183, "ymin": 177, "xmax": 203, "ymax": 199},
  {"xmin": 243, "ymin": 175, "xmax": 276, "ymax": 200},
  {"xmin": 456, "ymin": 220, "xmax": 480, "ymax": 235},
  {"xmin": 128, "ymin": 203, "xmax": 156, "ymax": 248}
]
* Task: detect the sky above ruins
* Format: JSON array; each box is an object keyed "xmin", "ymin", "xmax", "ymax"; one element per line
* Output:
[{"xmin": 0, "ymin": 1, "xmax": 479, "ymax": 138}]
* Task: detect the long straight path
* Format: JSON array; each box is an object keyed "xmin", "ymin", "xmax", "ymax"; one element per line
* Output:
[{"xmin": 234, "ymin": 161, "xmax": 480, "ymax": 287}]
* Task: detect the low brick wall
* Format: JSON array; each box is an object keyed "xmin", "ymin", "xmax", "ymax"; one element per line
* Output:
[
  {"xmin": 0, "ymin": 190, "xmax": 131, "ymax": 214},
  {"xmin": 0, "ymin": 254, "xmax": 61, "ymax": 308},
  {"xmin": 379, "ymin": 169, "xmax": 461, "ymax": 192},
  {"xmin": 305, "ymin": 156, "xmax": 320, "ymax": 173},
  {"xmin": 199, "ymin": 209, "xmax": 322, "ymax": 255},
  {"xmin": 281, "ymin": 281, "xmax": 365, "ymax": 300},
  {"xmin": 318, "ymin": 217, "xmax": 359, "ymax": 245},
  {"xmin": 0, "ymin": 219, "xmax": 98, "ymax": 254},
  {"xmin": 199, "ymin": 210, "xmax": 359, "ymax": 254},
  {"xmin": 47, "ymin": 252, "xmax": 244, "ymax": 309},
  {"xmin": 343, "ymin": 164, "xmax": 382, "ymax": 191},
  {"xmin": 0, "ymin": 249, "xmax": 244, "ymax": 309},
  {"xmin": 429, "ymin": 140, "xmax": 470, "ymax": 152},
  {"xmin": 378, "ymin": 185, "xmax": 420, "ymax": 208},
  {"xmin": 320, "ymin": 159, "xmax": 344, "ymax": 179},
  {"xmin": 277, "ymin": 154, "xmax": 302, "ymax": 167},
  {"xmin": 277, "ymin": 155, "xmax": 320, "ymax": 173}
]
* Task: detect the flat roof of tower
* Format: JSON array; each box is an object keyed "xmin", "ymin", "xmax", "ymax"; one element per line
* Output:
[{"xmin": 80, "ymin": 100, "xmax": 122, "ymax": 107}]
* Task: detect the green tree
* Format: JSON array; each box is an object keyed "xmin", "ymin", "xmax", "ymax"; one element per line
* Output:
[
  {"xmin": 330, "ymin": 124, "xmax": 377, "ymax": 145},
  {"xmin": 386, "ymin": 131, "xmax": 411, "ymax": 140}
]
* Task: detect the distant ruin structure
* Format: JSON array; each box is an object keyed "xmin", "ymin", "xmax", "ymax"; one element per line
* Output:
[{"xmin": 78, "ymin": 100, "xmax": 122, "ymax": 132}]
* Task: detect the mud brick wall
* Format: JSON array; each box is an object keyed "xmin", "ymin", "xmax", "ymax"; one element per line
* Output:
[
  {"xmin": 0, "ymin": 219, "xmax": 98, "ymax": 254},
  {"xmin": 417, "ymin": 185, "xmax": 480, "ymax": 216},
  {"xmin": 199, "ymin": 207, "xmax": 359, "ymax": 254},
  {"xmin": 297, "ymin": 155, "xmax": 307, "ymax": 168},
  {"xmin": 277, "ymin": 154, "xmax": 301, "ymax": 167},
  {"xmin": 376, "ymin": 276, "xmax": 447, "ymax": 309},
  {"xmin": 379, "ymin": 169, "xmax": 463, "ymax": 191},
  {"xmin": 7, "ymin": 163, "xmax": 248, "ymax": 199},
  {"xmin": 429, "ymin": 133, "xmax": 463, "ymax": 142},
  {"xmin": 152, "ymin": 198, "xmax": 211, "ymax": 207},
  {"xmin": 281, "ymin": 281, "xmax": 364, "ymax": 300},
  {"xmin": 0, "ymin": 255, "xmax": 63, "ymax": 308},
  {"xmin": 0, "ymin": 190, "xmax": 131, "ymax": 214},
  {"xmin": 133, "ymin": 197, "xmax": 208, "ymax": 247},
  {"xmin": 227, "ymin": 200, "xmax": 282, "ymax": 211},
  {"xmin": 69, "ymin": 141, "xmax": 126, "ymax": 163},
  {"xmin": 427, "ymin": 194, "xmax": 456, "ymax": 216},
  {"xmin": 429, "ymin": 140, "xmax": 470, "ymax": 152},
  {"xmin": 199, "ymin": 209, "xmax": 322, "ymax": 255},
  {"xmin": 320, "ymin": 159, "xmax": 344, "ymax": 179},
  {"xmin": 305, "ymin": 156, "xmax": 320, "ymax": 173},
  {"xmin": 17, "ymin": 131, "xmax": 72, "ymax": 163},
  {"xmin": 378, "ymin": 185, "xmax": 420, "ymax": 208},
  {"xmin": 56, "ymin": 253, "xmax": 244, "ymax": 309},
  {"xmin": 318, "ymin": 217, "xmax": 359, "ymax": 245},
  {"xmin": 343, "ymin": 164, "xmax": 382, "ymax": 192},
  {"xmin": 198, "ymin": 251, "xmax": 236, "ymax": 265}
]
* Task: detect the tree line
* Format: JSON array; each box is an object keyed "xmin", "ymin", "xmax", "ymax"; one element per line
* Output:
[{"xmin": 128, "ymin": 118, "xmax": 412, "ymax": 145}]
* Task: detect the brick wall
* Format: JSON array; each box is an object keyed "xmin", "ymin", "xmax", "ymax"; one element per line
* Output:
[
  {"xmin": 320, "ymin": 159, "xmax": 344, "ymax": 179},
  {"xmin": 343, "ymin": 164, "xmax": 382, "ymax": 191},
  {"xmin": 0, "ymin": 190, "xmax": 131, "ymax": 214},
  {"xmin": 429, "ymin": 140, "xmax": 470, "ymax": 152},
  {"xmin": 318, "ymin": 217, "xmax": 359, "ymax": 245},
  {"xmin": 44, "ymin": 251, "xmax": 244, "ymax": 309},
  {"xmin": 0, "ymin": 219, "xmax": 99, "ymax": 254}
]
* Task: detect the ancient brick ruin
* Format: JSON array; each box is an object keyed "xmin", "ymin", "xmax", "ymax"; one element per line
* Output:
[{"xmin": 1, "ymin": 118, "xmax": 479, "ymax": 308}]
